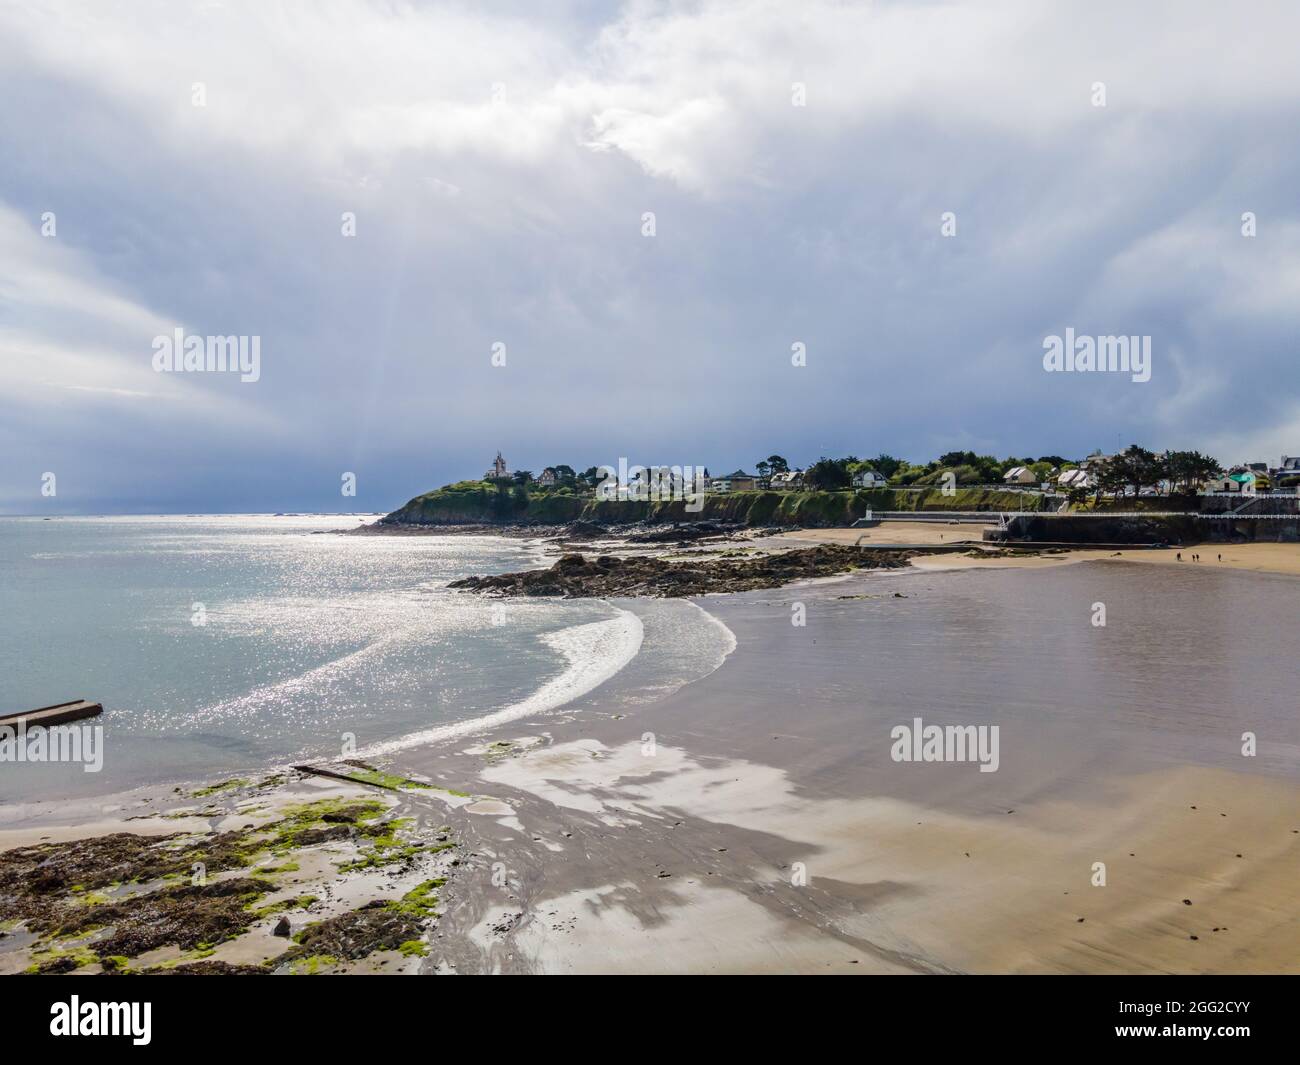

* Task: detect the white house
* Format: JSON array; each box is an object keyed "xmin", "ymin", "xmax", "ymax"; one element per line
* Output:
[
  {"xmin": 1003, "ymin": 466, "xmax": 1036, "ymax": 484},
  {"xmin": 770, "ymin": 470, "xmax": 803, "ymax": 489},
  {"xmin": 852, "ymin": 469, "xmax": 888, "ymax": 488},
  {"xmin": 537, "ymin": 468, "xmax": 557, "ymax": 486},
  {"xmin": 1056, "ymin": 468, "xmax": 1091, "ymax": 490}
]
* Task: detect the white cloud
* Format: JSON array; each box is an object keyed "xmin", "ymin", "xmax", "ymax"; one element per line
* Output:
[
  {"xmin": 3, "ymin": 1, "xmax": 1300, "ymax": 509},
  {"xmin": 0, "ymin": 205, "xmax": 269, "ymax": 424},
  {"xmin": 4, "ymin": 1, "xmax": 1294, "ymax": 195}
]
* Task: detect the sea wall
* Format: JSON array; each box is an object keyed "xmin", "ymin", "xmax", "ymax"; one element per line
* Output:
[{"xmin": 990, "ymin": 514, "xmax": 1300, "ymax": 544}]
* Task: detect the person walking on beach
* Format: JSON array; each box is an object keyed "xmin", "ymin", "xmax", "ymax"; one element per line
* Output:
[{"xmin": 1177, "ymin": 552, "xmax": 1182, "ymax": 561}]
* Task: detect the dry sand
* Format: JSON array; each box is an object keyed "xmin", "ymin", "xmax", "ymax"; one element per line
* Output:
[
  {"xmin": 452, "ymin": 739, "xmax": 1299, "ymax": 974},
  {"xmin": 786, "ymin": 521, "xmax": 995, "ymax": 547}
]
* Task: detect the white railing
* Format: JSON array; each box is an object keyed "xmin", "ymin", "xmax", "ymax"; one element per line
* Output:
[
  {"xmin": 990, "ymin": 511, "xmax": 1300, "ymax": 520},
  {"xmin": 1199, "ymin": 490, "xmax": 1300, "ymax": 498}
]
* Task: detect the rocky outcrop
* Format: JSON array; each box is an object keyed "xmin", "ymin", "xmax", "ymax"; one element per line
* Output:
[
  {"xmin": 623, "ymin": 520, "xmax": 748, "ymax": 543},
  {"xmin": 447, "ymin": 544, "xmax": 938, "ymax": 597}
]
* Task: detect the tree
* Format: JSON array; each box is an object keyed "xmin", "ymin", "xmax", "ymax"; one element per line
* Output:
[
  {"xmin": 1093, "ymin": 456, "xmax": 1129, "ymax": 500},
  {"xmin": 756, "ymin": 460, "xmax": 771, "ymax": 481},
  {"xmin": 919, "ymin": 463, "xmax": 981, "ymax": 486},
  {"xmin": 1122, "ymin": 445, "xmax": 1164, "ymax": 496},
  {"xmin": 766, "ymin": 455, "xmax": 790, "ymax": 474},
  {"xmin": 513, "ymin": 470, "xmax": 534, "ymax": 486},
  {"xmin": 1093, "ymin": 446, "xmax": 1164, "ymax": 499},
  {"xmin": 553, "ymin": 464, "xmax": 577, "ymax": 485},
  {"xmin": 1166, "ymin": 451, "xmax": 1222, "ymax": 494},
  {"xmin": 973, "ymin": 455, "xmax": 1002, "ymax": 482},
  {"xmin": 870, "ymin": 453, "xmax": 903, "ymax": 479},
  {"xmin": 891, "ymin": 462, "xmax": 929, "ymax": 486},
  {"xmin": 932, "ymin": 450, "xmax": 1001, "ymax": 484},
  {"xmin": 805, "ymin": 457, "xmax": 852, "ymax": 490}
]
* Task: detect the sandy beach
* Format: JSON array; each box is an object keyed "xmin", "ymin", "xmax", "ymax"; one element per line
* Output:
[
  {"xmin": 432, "ymin": 750, "xmax": 1299, "ymax": 974},
  {"xmin": 3, "ymin": 537, "xmax": 1298, "ymax": 976},
  {"xmin": 375, "ymin": 559, "xmax": 1300, "ymax": 974}
]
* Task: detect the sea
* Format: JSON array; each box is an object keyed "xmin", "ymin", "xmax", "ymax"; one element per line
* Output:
[{"xmin": 0, "ymin": 515, "xmax": 734, "ymax": 802}]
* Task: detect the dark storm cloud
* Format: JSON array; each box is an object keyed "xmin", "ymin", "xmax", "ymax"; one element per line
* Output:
[{"xmin": 2, "ymin": 0, "xmax": 1298, "ymax": 513}]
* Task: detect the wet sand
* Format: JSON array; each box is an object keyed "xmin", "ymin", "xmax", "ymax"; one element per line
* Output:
[
  {"xmin": 380, "ymin": 562, "xmax": 1300, "ymax": 974},
  {"xmin": 427, "ymin": 743, "xmax": 1298, "ymax": 974}
]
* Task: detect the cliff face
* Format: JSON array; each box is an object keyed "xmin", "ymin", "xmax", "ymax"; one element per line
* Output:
[
  {"xmin": 381, "ymin": 483, "xmax": 1043, "ymax": 527},
  {"xmin": 381, "ymin": 482, "xmax": 587, "ymax": 525}
]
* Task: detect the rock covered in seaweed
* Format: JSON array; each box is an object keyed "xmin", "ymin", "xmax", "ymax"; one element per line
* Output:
[{"xmin": 448, "ymin": 544, "xmax": 929, "ymax": 598}]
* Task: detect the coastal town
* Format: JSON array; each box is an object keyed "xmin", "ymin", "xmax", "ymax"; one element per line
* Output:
[{"xmin": 476, "ymin": 448, "xmax": 1300, "ymax": 501}]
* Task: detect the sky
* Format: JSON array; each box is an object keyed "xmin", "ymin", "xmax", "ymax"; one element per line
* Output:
[{"xmin": 2, "ymin": 0, "xmax": 1299, "ymax": 514}]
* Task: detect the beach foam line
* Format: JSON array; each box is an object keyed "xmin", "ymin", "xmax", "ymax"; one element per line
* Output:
[
  {"xmin": 688, "ymin": 599, "xmax": 738, "ymax": 666},
  {"xmin": 609, "ymin": 598, "xmax": 738, "ymax": 705},
  {"xmin": 358, "ymin": 608, "xmax": 645, "ymax": 757}
]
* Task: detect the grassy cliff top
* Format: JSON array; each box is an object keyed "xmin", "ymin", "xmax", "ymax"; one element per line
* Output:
[{"xmin": 382, "ymin": 483, "xmax": 1044, "ymax": 527}]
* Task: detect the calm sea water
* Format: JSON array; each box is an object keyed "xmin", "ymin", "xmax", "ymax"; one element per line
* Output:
[{"xmin": 0, "ymin": 516, "xmax": 649, "ymax": 802}]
